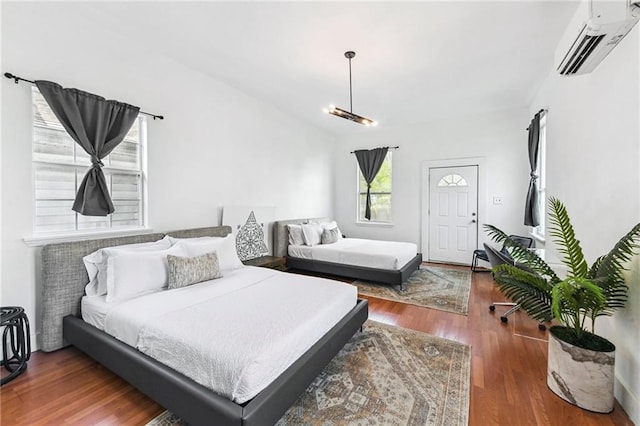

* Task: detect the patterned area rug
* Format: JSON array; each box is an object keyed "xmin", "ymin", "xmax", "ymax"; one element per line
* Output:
[
  {"xmin": 354, "ymin": 266, "xmax": 471, "ymax": 315},
  {"xmin": 146, "ymin": 321, "xmax": 471, "ymax": 426}
]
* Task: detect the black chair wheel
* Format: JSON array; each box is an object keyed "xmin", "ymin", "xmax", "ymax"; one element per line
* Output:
[
  {"xmin": 489, "ymin": 305, "xmax": 495, "ymax": 312},
  {"xmin": 500, "ymin": 316, "xmax": 508, "ymax": 323},
  {"xmin": 538, "ymin": 324, "xmax": 547, "ymax": 331}
]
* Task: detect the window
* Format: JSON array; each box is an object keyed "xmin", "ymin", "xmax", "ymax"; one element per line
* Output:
[
  {"xmin": 534, "ymin": 115, "xmax": 547, "ymax": 238},
  {"xmin": 357, "ymin": 151, "xmax": 392, "ymax": 222},
  {"xmin": 437, "ymin": 174, "xmax": 468, "ymax": 187},
  {"xmin": 32, "ymin": 87, "xmax": 147, "ymax": 235}
]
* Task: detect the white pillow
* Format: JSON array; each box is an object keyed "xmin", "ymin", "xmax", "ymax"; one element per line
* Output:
[
  {"xmin": 176, "ymin": 234, "xmax": 244, "ymax": 271},
  {"xmin": 287, "ymin": 224, "xmax": 305, "ymax": 246},
  {"xmin": 320, "ymin": 220, "xmax": 344, "ymax": 238},
  {"xmin": 301, "ymin": 223, "xmax": 324, "ymax": 246},
  {"xmin": 167, "ymin": 235, "xmax": 223, "ymax": 245},
  {"xmin": 105, "ymin": 244, "xmax": 188, "ymax": 303},
  {"xmin": 83, "ymin": 236, "xmax": 172, "ymax": 296}
]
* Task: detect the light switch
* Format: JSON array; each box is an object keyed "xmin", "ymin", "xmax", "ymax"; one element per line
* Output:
[{"xmin": 493, "ymin": 196, "xmax": 503, "ymax": 205}]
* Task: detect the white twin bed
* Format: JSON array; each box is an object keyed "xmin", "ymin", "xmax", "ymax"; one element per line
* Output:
[
  {"xmin": 288, "ymin": 237, "xmax": 418, "ymax": 270},
  {"xmin": 274, "ymin": 217, "xmax": 423, "ymax": 286}
]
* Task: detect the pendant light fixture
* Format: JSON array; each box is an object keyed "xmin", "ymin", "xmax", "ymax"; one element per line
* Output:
[{"xmin": 324, "ymin": 51, "xmax": 377, "ymax": 127}]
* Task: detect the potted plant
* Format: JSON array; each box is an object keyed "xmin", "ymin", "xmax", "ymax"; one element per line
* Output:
[{"xmin": 485, "ymin": 197, "xmax": 640, "ymax": 413}]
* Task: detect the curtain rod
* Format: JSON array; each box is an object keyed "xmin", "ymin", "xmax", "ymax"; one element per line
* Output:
[
  {"xmin": 350, "ymin": 145, "xmax": 399, "ymax": 154},
  {"xmin": 525, "ymin": 109, "xmax": 547, "ymax": 131},
  {"xmin": 4, "ymin": 72, "xmax": 164, "ymax": 120}
]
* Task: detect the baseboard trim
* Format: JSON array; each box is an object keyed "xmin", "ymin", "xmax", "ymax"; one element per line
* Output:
[
  {"xmin": 615, "ymin": 376, "xmax": 639, "ymax": 424},
  {"xmin": 31, "ymin": 331, "xmax": 39, "ymax": 353}
]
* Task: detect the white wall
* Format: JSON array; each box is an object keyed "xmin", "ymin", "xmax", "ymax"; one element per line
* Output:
[
  {"xmin": 530, "ymin": 26, "xmax": 640, "ymax": 423},
  {"xmin": 0, "ymin": 3, "xmax": 335, "ymax": 349},
  {"xmin": 333, "ymin": 108, "xmax": 531, "ymax": 255}
]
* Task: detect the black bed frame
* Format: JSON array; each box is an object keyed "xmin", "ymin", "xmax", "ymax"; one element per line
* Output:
[
  {"xmin": 273, "ymin": 218, "xmax": 423, "ymax": 287},
  {"xmin": 41, "ymin": 226, "xmax": 369, "ymax": 426},
  {"xmin": 286, "ymin": 253, "xmax": 423, "ymax": 287},
  {"xmin": 64, "ymin": 299, "xmax": 368, "ymax": 426}
]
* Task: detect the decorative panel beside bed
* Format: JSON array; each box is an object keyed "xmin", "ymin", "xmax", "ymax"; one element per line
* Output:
[
  {"xmin": 274, "ymin": 218, "xmax": 422, "ymax": 286},
  {"xmin": 41, "ymin": 225, "xmax": 368, "ymax": 426}
]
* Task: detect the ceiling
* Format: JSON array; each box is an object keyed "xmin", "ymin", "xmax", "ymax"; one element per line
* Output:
[{"xmin": 73, "ymin": 1, "xmax": 579, "ymax": 136}]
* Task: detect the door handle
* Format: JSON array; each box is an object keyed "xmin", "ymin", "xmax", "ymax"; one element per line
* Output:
[{"xmin": 471, "ymin": 219, "xmax": 477, "ymax": 223}]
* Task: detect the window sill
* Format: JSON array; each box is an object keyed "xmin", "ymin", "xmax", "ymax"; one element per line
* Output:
[
  {"xmin": 24, "ymin": 227, "xmax": 155, "ymax": 247},
  {"xmin": 355, "ymin": 221, "xmax": 394, "ymax": 228}
]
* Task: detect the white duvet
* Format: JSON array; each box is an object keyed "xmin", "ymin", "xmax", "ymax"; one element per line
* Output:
[
  {"xmin": 83, "ymin": 266, "xmax": 357, "ymax": 403},
  {"xmin": 288, "ymin": 238, "xmax": 417, "ymax": 270}
]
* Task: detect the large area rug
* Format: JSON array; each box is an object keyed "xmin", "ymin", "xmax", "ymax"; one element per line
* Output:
[
  {"xmin": 354, "ymin": 266, "xmax": 471, "ymax": 315},
  {"xmin": 147, "ymin": 321, "xmax": 471, "ymax": 426}
]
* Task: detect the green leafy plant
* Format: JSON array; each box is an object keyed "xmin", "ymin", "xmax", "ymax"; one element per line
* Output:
[{"xmin": 485, "ymin": 197, "xmax": 640, "ymax": 350}]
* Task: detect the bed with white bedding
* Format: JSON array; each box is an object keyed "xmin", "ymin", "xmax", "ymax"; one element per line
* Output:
[
  {"xmin": 41, "ymin": 226, "xmax": 368, "ymax": 426},
  {"xmin": 288, "ymin": 238, "xmax": 418, "ymax": 270},
  {"xmin": 274, "ymin": 217, "xmax": 423, "ymax": 286},
  {"xmin": 82, "ymin": 266, "xmax": 356, "ymax": 403}
]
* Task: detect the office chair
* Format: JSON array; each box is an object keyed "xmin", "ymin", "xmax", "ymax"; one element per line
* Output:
[
  {"xmin": 470, "ymin": 247, "xmax": 491, "ymax": 272},
  {"xmin": 471, "ymin": 235, "xmax": 534, "ymax": 272},
  {"xmin": 484, "ymin": 241, "xmax": 546, "ymax": 330}
]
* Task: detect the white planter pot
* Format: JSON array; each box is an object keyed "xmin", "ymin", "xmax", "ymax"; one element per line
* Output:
[{"xmin": 547, "ymin": 328, "xmax": 615, "ymax": 413}]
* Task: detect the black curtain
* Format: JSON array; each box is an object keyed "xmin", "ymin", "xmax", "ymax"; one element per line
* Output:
[
  {"xmin": 524, "ymin": 112, "xmax": 542, "ymax": 226},
  {"xmin": 354, "ymin": 147, "xmax": 389, "ymax": 220},
  {"xmin": 35, "ymin": 81, "xmax": 140, "ymax": 216}
]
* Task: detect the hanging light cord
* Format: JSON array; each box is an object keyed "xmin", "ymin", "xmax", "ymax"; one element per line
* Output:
[{"xmin": 348, "ymin": 56, "xmax": 353, "ymax": 113}]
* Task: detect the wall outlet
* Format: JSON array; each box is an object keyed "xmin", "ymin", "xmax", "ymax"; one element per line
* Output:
[{"xmin": 493, "ymin": 196, "xmax": 503, "ymax": 205}]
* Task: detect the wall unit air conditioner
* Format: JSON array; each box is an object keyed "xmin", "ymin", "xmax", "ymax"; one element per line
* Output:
[{"xmin": 555, "ymin": 0, "xmax": 640, "ymax": 76}]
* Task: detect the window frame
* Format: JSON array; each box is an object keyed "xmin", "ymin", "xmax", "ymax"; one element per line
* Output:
[
  {"xmin": 29, "ymin": 87, "xmax": 149, "ymax": 242},
  {"xmin": 356, "ymin": 151, "xmax": 393, "ymax": 225}
]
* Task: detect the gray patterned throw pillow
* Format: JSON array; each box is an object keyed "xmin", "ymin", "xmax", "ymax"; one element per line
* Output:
[
  {"xmin": 287, "ymin": 224, "xmax": 305, "ymax": 246},
  {"xmin": 321, "ymin": 227, "xmax": 340, "ymax": 244},
  {"xmin": 167, "ymin": 251, "xmax": 223, "ymax": 289}
]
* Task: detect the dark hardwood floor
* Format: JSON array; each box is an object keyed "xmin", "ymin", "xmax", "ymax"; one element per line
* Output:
[{"xmin": 0, "ymin": 264, "xmax": 633, "ymax": 425}]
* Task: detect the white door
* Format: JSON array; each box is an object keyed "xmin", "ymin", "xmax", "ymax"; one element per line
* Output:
[{"xmin": 428, "ymin": 166, "xmax": 478, "ymax": 264}]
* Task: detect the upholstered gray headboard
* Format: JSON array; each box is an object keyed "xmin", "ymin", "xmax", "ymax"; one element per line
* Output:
[
  {"xmin": 41, "ymin": 226, "xmax": 232, "ymax": 352},
  {"xmin": 165, "ymin": 226, "xmax": 232, "ymax": 240},
  {"xmin": 273, "ymin": 217, "xmax": 331, "ymax": 258}
]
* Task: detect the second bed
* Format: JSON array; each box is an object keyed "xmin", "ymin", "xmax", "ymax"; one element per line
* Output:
[{"xmin": 274, "ymin": 217, "xmax": 422, "ymax": 286}]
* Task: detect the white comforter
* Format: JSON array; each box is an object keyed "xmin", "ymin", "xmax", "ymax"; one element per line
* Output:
[
  {"xmin": 96, "ymin": 266, "xmax": 357, "ymax": 403},
  {"xmin": 288, "ymin": 238, "xmax": 417, "ymax": 270}
]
